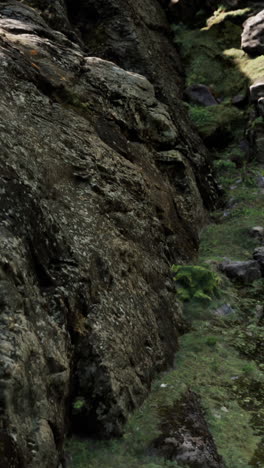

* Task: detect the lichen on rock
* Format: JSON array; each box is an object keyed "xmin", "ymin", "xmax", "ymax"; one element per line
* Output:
[{"xmin": 0, "ymin": 0, "xmax": 220, "ymax": 466}]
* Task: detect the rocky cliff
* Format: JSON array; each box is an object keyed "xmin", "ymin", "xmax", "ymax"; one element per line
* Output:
[{"xmin": 0, "ymin": 1, "xmax": 219, "ymax": 466}]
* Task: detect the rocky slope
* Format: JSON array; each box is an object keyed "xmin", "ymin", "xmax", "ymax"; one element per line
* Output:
[
  {"xmin": 67, "ymin": 2, "xmax": 264, "ymax": 467},
  {"xmin": 0, "ymin": 1, "xmax": 220, "ymax": 466}
]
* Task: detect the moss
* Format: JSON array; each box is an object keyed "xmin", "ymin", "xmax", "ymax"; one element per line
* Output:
[
  {"xmin": 67, "ymin": 437, "xmax": 182, "ymax": 468},
  {"xmin": 188, "ymin": 103, "xmax": 244, "ymax": 139},
  {"xmin": 172, "ymin": 264, "xmax": 221, "ymax": 302},
  {"xmin": 206, "ymin": 7, "xmax": 252, "ymax": 29},
  {"xmin": 173, "ymin": 20, "xmax": 248, "ymax": 98},
  {"xmin": 224, "ymin": 49, "xmax": 264, "ymax": 84},
  {"xmin": 122, "ymin": 318, "xmax": 262, "ymax": 468}
]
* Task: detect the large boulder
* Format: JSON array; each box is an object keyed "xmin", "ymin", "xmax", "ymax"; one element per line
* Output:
[
  {"xmin": 0, "ymin": 0, "xmax": 219, "ymax": 466},
  {"xmin": 242, "ymin": 10, "xmax": 264, "ymax": 56},
  {"xmin": 185, "ymin": 84, "xmax": 218, "ymax": 107}
]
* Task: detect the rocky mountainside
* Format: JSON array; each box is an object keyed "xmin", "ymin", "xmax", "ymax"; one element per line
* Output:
[{"xmin": 0, "ymin": 1, "xmax": 220, "ymax": 467}]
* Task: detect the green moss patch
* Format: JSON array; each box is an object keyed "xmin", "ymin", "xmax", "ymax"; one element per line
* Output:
[
  {"xmin": 95, "ymin": 317, "xmax": 261, "ymax": 468},
  {"xmin": 67, "ymin": 437, "xmax": 182, "ymax": 468},
  {"xmin": 206, "ymin": 7, "xmax": 252, "ymax": 29},
  {"xmin": 188, "ymin": 103, "xmax": 245, "ymax": 139},
  {"xmin": 173, "ymin": 19, "xmax": 248, "ymax": 98}
]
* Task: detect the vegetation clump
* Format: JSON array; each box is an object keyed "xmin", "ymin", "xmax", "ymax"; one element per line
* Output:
[
  {"xmin": 188, "ymin": 103, "xmax": 244, "ymax": 140},
  {"xmin": 171, "ymin": 264, "xmax": 221, "ymax": 302}
]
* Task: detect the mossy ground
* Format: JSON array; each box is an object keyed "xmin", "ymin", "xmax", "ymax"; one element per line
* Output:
[
  {"xmin": 68, "ymin": 5, "xmax": 264, "ymax": 468},
  {"xmin": 68, "ymin": 291, "xmax": 264, "ymax": 467},
  {"xmin": 200, "ymin": 168, "xmax": 264, "ymax": 261}
]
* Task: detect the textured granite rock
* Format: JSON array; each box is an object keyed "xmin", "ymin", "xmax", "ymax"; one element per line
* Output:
[{"xmin": 0, "ymin": 0, "xmax": 219, "ymax": 466}]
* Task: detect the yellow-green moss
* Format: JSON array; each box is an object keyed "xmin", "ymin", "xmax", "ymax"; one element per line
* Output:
[
  {"xmin": 206, "ymin": 7, "xmax": 251, "ymax": 29},
  {"xmin": 224, "ymin": 49, "xmax": 264, "ymax": 84},
  {"xmin": 173, "ymin": 20, "xmax": 248, "ymax": 98}
]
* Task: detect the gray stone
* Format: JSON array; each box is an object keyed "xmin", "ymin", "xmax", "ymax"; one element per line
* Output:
[
  {"xmin": 242, "ymin": 10, "xmax": 264, "ymax": 56},
  {"xmin": 249, "ymin": 226, "xmax": 264, "ymax": 240},
  {"xmin": 219, "ymin": 260, "xmax": 261, "ymax": 283},
  {"xmin": 185, "ymin": 84, "xmax": 218, "ymax": 107},
  {"xmin": 232, "ymin": 93, "xmax": 248, "ymax": 107},
  {"xmin": 257, "ymin": 175, "xmax": 264, "ymax": 188},
  {"xmin": 258, "ymin": 97, "xmax": 264, "ymax": 116},
  {"xmin": 250, "ymin": 80, "xmax": 264, "ymax": 102},
  {"xmin": 213, "ymin": 304, "xmax": 234, "ymax": 316},
  {"xmin": 253, "ymin": 246, "xmax": 264, "ymax": 274}
]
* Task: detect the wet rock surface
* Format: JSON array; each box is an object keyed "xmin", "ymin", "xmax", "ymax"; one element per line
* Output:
[{"xmin": 0, "ymin": 0, "xmax": 220, "ymax": 466}]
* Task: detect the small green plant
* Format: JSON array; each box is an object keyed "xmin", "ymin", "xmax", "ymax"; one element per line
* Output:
[
  {"xmin": 171, "ymin": 264, "xmax": 221, "ymax": 302},
  {"xmin": 242, "ymin": 362, "xmax": 256, "ymax": 376},
  {"xmin": 72, "ymin": 397, "xmax": 86, "ymax": 411},
  {"xmin": 206, "ymin": 336, "xmax": 218, "ymax": 347}
]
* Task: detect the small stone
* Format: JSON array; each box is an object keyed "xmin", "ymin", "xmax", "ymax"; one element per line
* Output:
[
  {"xmin": 213, "ymin": 303, "xmax": 234, "ymax": 316},
  {"xmin": 232, "ymin": 93, "xmax": 247, "ymax": 107},
  {"xmin": 253, "ymin": 246, "xmax": 264, "ymax": 274},
  {"xmin": 185, "ymin": 84, "xmax": 218, "ymax": 107},
  {"xmin": 250, "ymin": 80, "xmax": 264, "ymax": 102},
  {"xmin": 219, "ymin": 260, "xmax": 261, "ymax": 284},
  {"xmin": 221, "ymin": 406, "xmax": 229, "ymax": 413},
  {"xmin": 258, "ymin": 97, "xmax": 264, "ymax": 116},
  {"xmin": 249, "ymin": 226, "xmax": 264, "ymax": 240},
  {"xmin": 257, "ymin": 175, "xmax": 264, "ymax": 188}
]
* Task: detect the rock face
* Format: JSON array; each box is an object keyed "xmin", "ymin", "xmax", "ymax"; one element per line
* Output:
[
  {"xmin": 242, "ymin": 10, "xmax": 264, "ymax": 56},
  {"xmin": 0, "ymin": 0, "xmax": 219, "ymax": 466}
]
